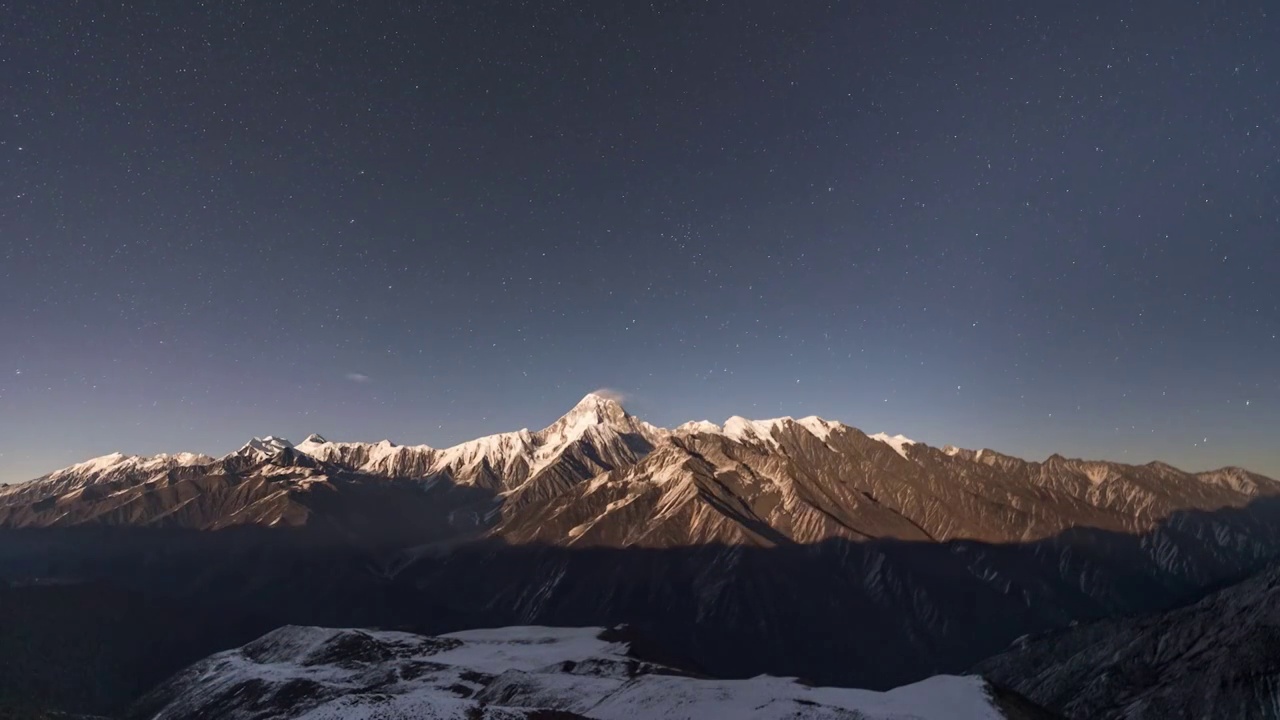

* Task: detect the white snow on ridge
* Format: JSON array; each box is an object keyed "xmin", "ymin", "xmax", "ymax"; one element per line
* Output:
[
  {"xmin": 438, "ymin": 429, "xmax": 535, "ymax": 475},
  {"xmin": 281, "ymin": 393, "xmax": 666, "ymax": 487},
  {"xmin": 869, "ymin": 432, "xmax": 916, "ymax": 460},
  {"xmin": 56, "ymin": 452, "xmax": 132, "ymax": 476},
  {"xmin": 723, "ymin": 416, "xmax": 788, "ymax": 449},
  {"xmin": 42, "ymin": 450, "xmax": 212, "ymax": 482},
  {"xmin": 675, "ymin": 419, "xmax": 723, "ymax": 434},
  {"xmin": 20, "ymin": 389, "xmax": 927, "ymax": 488},
  {"xmin": 797, "ymin": 415, "xmax": 837, "ymax": 441},
  {"xmin": 681, "ymin": 415, "xmax": 849, "ymax": 447},
  {"xmin": 167, "ymin": 452, "xmax": 211, "ymax": 465},
  {"xmin": 150, "ymin": 624, "xmax": 1008, "ymax": 720},
  {"xmin": 239, "ymin": 436, "xmax": 295, "ymax": 459}
]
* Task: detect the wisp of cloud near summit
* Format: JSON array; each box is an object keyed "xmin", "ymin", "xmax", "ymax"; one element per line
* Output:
[{"xmin": 589, "ymin": 387, "xmax": 628, "ymax": 403}]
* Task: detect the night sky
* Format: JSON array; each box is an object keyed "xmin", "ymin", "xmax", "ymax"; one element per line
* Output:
[{"xmin": 2, "ymin": 1, "xmax": 1277, "ymax": 483}]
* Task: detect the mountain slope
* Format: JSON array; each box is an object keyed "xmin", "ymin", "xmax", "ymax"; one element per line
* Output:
[
  {"xmin": 393, "ymin": 410, "xmax": 1280, "ymax": 688},
  {"xmin": 128, "ymin": 624, "xmax": 1056, "ymax": 720},
  {"xmin": 295, "ymin": 393, "xmax": 664, "ymax": 495},
  {"xmin": 9, "ymin": 394, "xmax": 1274, "ymax": 549},
  {"xmin": 0, "ymin": 394, "xmax": 661, "ymax": 536},
  {"xmin": 4, "ymin": 393, "xmax": 1280, "ymax": 712},
  {"xmin": 976, "ymin": 560, "xmax": 1280, "ymax": 719}
]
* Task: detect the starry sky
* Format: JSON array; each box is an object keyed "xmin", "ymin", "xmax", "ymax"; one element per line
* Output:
[{"xmin": 1, "ymin": 1, "xmax": 1277, "ymax": 483}]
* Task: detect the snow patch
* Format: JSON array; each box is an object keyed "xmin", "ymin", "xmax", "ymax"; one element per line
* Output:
[
  {"xmin": 40, "ymin": 450, "xmax": 212, "ymax": 484},
  {"xmin": 147, "ymin": 624, "xmax": 1008, "ymax": 720},
  {"xmin": 240, "ymin": 436, "xmax": 295, "ymax": 458},
  {"xmin": 1083, "ymin": 463, "xmax": 1116, "ymax": 485},
  {"xmin": 675, "ymin": 420, "xmax": 723, "ymax": 434},
  {"xmin": 723, "ymin": 416, "xmax": 788, "ymax": 449},
  {"xmin": 70, "ymin": 452, "xmax": 129, "ymax": 474},
  {"xmin": 796, "ymin": 416, "xmax": 837, "ymax": 441},
  {"xmin": 869, "ymin": 433, "xmax": 916, "ymax": 460}
]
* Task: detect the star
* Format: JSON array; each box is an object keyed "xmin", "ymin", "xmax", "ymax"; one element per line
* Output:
[{"xmin": 1, "ymin": 0, "xmax": 1276, "ymax": 483}]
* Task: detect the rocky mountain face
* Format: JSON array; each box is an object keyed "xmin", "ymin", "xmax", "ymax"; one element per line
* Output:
[
  {"xmin": 976, "ymin": 559, "xmax": 1280, "ymax": 719},
  {"xmin": 0, "ymin": 394, "xmax": 660, "ymax": 539},
  {"xmin": 128, "ymin": 624, "xmax": 1056, "ymax": 720},
  {"xmin": 3, "ymin": 393, "xmax": 1280, "ymax": 715}
]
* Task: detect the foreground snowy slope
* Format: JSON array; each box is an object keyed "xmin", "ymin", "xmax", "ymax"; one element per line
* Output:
[{"xmin": 128, "ymin": 625, "xmax": 1052, "ymax": 720}]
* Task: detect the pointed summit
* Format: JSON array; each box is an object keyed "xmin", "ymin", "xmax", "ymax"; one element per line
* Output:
[
  {"xmin": 233, "ymin": 436, "xmax": 295, "ymax": 461},
  {"xmin": 535, "ymin": 392, "xmax": 668, "ymax": 451},
  {"xmin": 301, "ymin": 433, "xmax": 328, "ymax": 445},
  {"xmin": 541, "ymin": 393, "xmax": 631, "ymax": 439},
  {"xmin": 249, "ymin": 435, "xmax": 294, "ymax": 451},
  {"xmin": 567, "ymin": 391, "xmax": 630, "ymax": 422}
]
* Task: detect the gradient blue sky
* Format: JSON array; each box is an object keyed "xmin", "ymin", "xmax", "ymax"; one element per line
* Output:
[{"xmin": 1, "ymin": 1, "xmax": 1276, "ymax": 483}]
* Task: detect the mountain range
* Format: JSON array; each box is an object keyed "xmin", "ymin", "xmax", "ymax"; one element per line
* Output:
[{"xmin": 3, "ymin": 393, "xmax": 1279, "ymax": 718}]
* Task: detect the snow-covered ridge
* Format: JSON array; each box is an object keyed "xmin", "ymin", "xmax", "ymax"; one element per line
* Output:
[
  {"xmin": 51, "ymin": 451, "xmax": 212, "ymax": 476},
  {"xmin": 680, "ymin": 413, "xmax": 912, "ymax": 456},
  {"xmin": 869, "ymin": 432, "xmax": 916, "ymax": 460},
  {"xmin": 15, "ymin": 392, "xmax": 1267, "ymax": 492},
  {"xmin": 289, "ymin": 393, "xmax": 666, "ymax": 486},
  {"xmin": 722, "ymin": 415, "xmax": 788, "ymax": 449},
  {"xmin": 32, "ymin": 451, "xmax": 212, "ymax": 487},
  {"xmin": 132, "ymin": 396, "xmax": 919, "ymax": 477},
  {"xmin": 235, "ymin": 436, "xmax": 295, "ymax": 461},
  {"xmin": 675, "ymin": 419, "xmax": 722, "ymax": 434},
  {"xmin": 138, "ymin": 624, "xmax": 1015, "ymax": 720},
  {"xmin": 0, "ymin": 450, "xmax": 215, "ymax": 503}
]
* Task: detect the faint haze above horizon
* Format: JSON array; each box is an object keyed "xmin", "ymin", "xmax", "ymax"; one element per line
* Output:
[{"xmin": 1, "ymin": 1, "xmax": 1276, "ymax": 483}]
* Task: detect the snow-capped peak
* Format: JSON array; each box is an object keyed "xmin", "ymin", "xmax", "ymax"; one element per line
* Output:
[
  {"xmin": 683, "ymin": 415, "xmax": 846, "ymax": 446},
  {"xmin": 236, "ymin": 436, "xmax": 295, "ymax": 460},
  {"xmin": 797, "ymin": 415, "xmax": 838, "ymax": 441},
  {"xmin": 538, "ymin": 393, "xmax": 663, "ymax": 446},
  {"xmin": 48, "ymin": 450, "xmax": 213, "ymax": 479},
  {"xmin": 167, "ymin": 452, "xmax": 212, "ymax": 465},
  {"xmin": 869, "ymin": 432, "xmax": 915, "ymax": 460},
  {"xmin": 65, "ymin": 451, "xmax": 131, "ymax": 475},
  {"xmin": 10, "ymin": 451, "xmax": 215, "ymax": 498},
  {"xmin": 293, "ymin": 434, "xmax": 328, "ymax": 456},
  {"xmin": 723, "ymin": 416, "xmax": 789, "ymax": 448},
  {"xmin": 676, "ymin": 420, "xmax": 723, "ymax": 434},
  {"xmin": 554, "ymin": 392, "xmax": 631, "ymax": 428}
]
